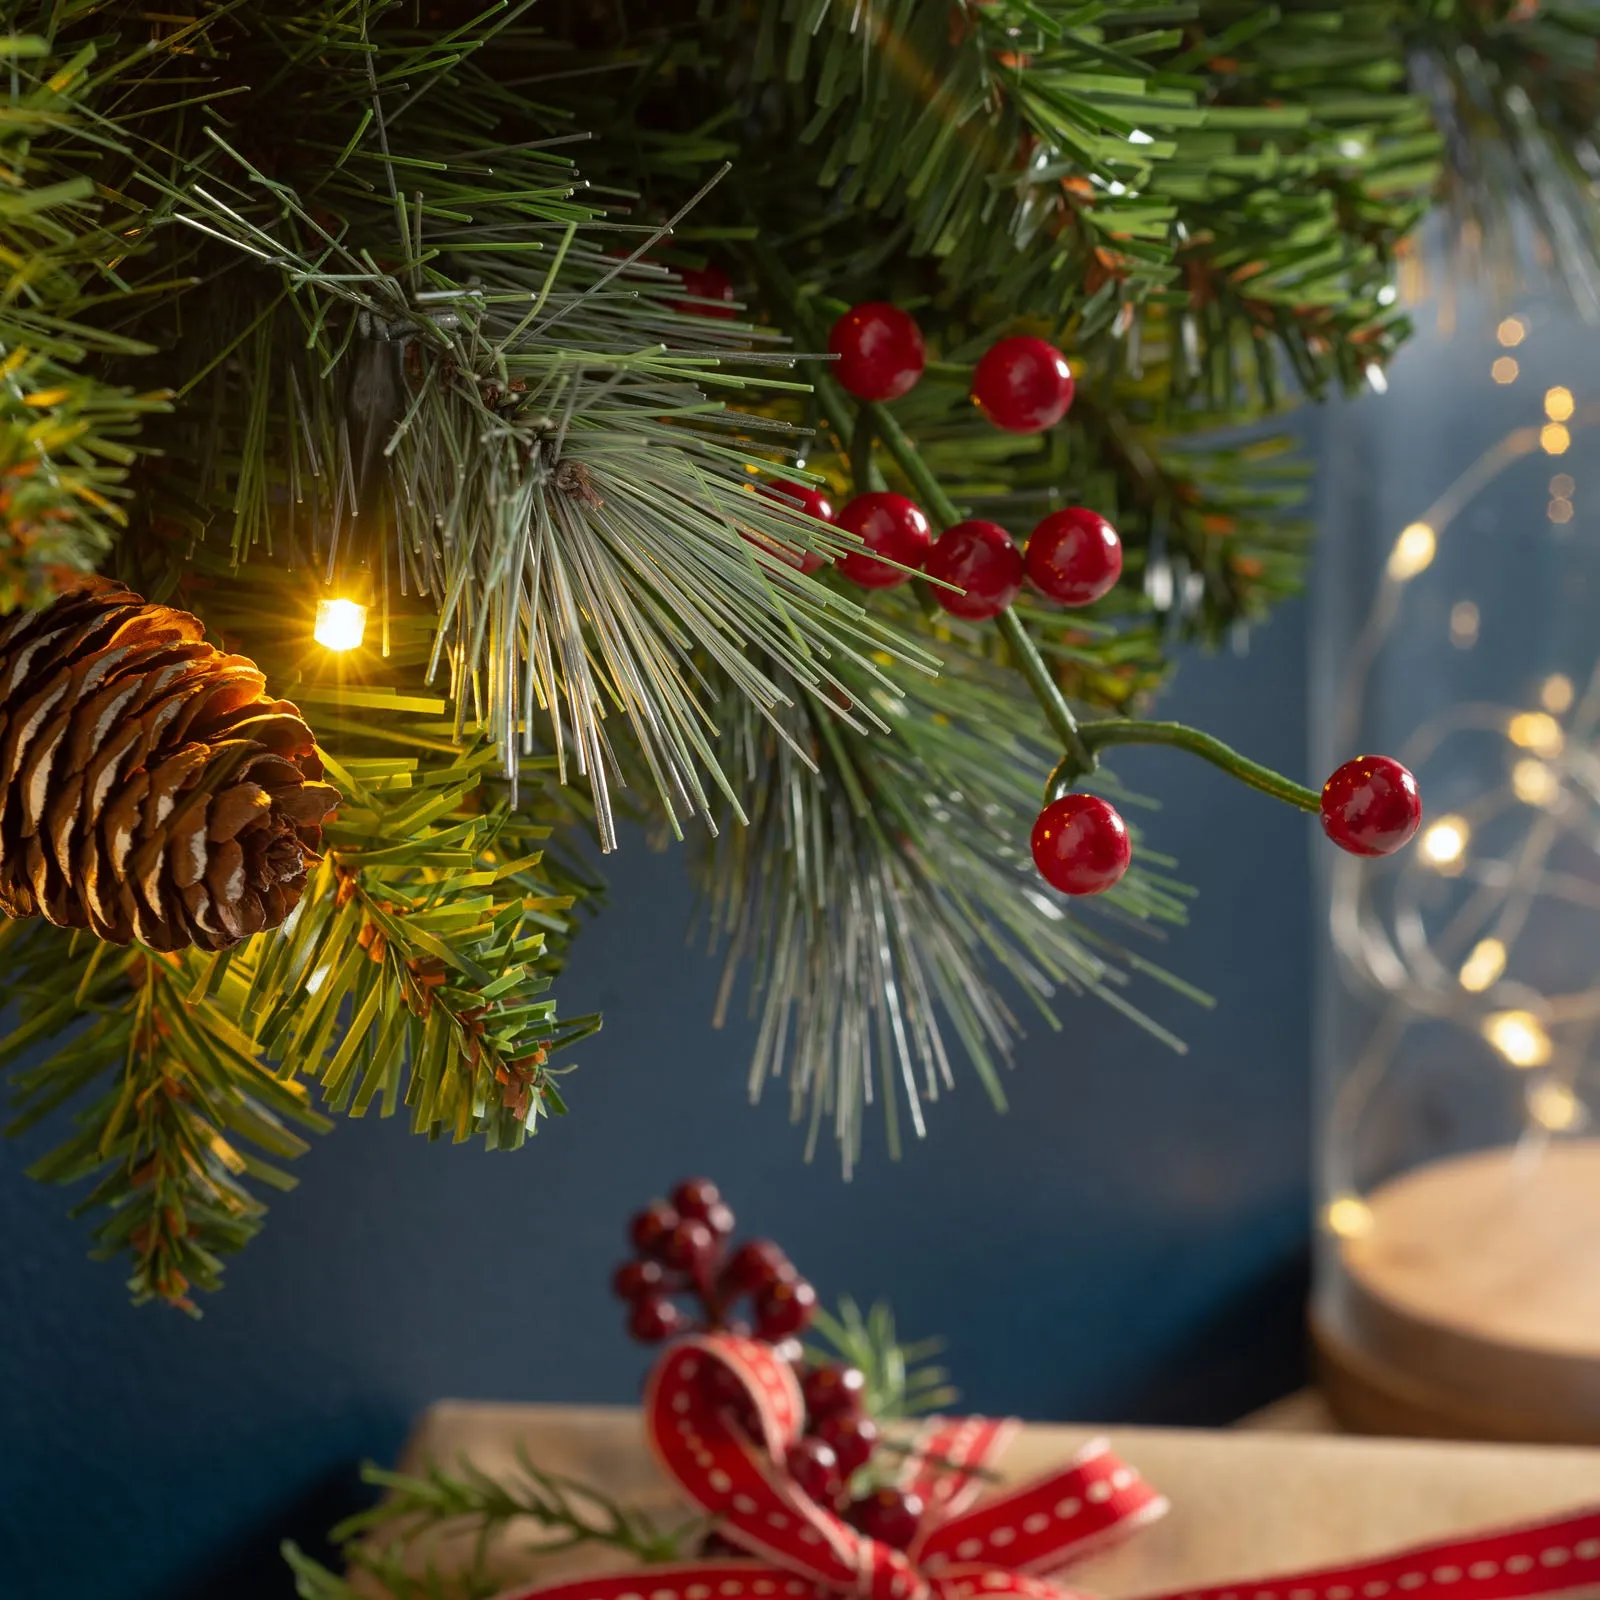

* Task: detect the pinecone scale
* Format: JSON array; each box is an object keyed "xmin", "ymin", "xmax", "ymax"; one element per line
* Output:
[{"xmin": 0, "ymin": 578, "xmax": 339, "ymax": 951}]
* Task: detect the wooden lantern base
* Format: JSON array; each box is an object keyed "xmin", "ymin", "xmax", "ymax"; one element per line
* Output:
[{"xmin": 1316, "ymin": 1140, "xmax": 1600, "ymax": 1443}]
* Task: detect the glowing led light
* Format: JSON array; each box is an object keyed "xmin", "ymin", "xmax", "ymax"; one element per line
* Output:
[
  {"xmin": 1545, "ymin": 386, "xmax": 1575, "ymax": 422},
  {"xmin": 1512, "ymin": 759, "xmax": 1560, "ymax": 807},
  {"xmin": 1325, "ymin": 1195, "xmax": 1375, "ymax": 1240},
  {"xmin": 1508, "ymin": 711, "xmax": 1564, "ymax": 757},
  {"xmin": 1377, "ymin": 285, "xmax": 1398, "ymax": 307},
  {"xmin": 1529, "ymin": 1081, "xmax": 1585, "ymax": 1132},
  {"xmin": 1482, "ymin": 1010, "xmax": 1552, "ymax": 1069},
  {"xmin": 1420, "ymin": 815, "xmax": 1469, "ymax": 869},
  {"xmin": 1491, "ymin": 356, "xmax": 1519, "ymax": 384},
  {"xmin": 1386, "ymin": 521, "xmax": 1436, "ymax": 581},
  {"xmin": 1449, "ymin": 600, "xmax": 1479, "ymax": 647},
  {"xmin": 1551, "ymin": 474, "xmax": 1575, "ymax": 497},
  {"xmin": 1458, "ymin": 937, "xmax": 1507, "ymax": 993},
  {"xmin": 1542, "ymin": 423, "xmax": 1571, "ymax": 455},
  {"xmin": 1550, "ymin": 498, "xmax": 1574, "ymax": 524},
  {"xmin": 1496, "ymin": 316, "xmax": 1527, "ymax": 347},
  {"xmin": 1541, "ymin": 673, "xmax": 1574, "ymax": 713},
  {"xmin": 1508, "ymin": 710, "xmax": 1565, "ymax": 755},
  {"xmin": 314, "ymin": 597, "xmax": 368, "ymax": 652}
]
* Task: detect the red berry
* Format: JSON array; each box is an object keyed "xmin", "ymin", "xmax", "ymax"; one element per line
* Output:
[
  {"xmin": 1025, "ymin": 508, "xmax": 1123, "ymax": 606},
  {"xmin": 612, "ymin": 1259, "xmax": 666, "ymax": 1300},
  {"xmin": 671, "ymin": 1178, "xmax": 723, "ymax": 1219},
  {"xmin": 829, "ymin": 303, "xmax": 926, "ymax": 401},
  {"xmin": 659, "ymin": 1216, "xmax": 717, "ymax": 1272},
  {"xmin": 761, "ymin": 480, "xmax": 835, "ymax": 525},
  {"xmin": 629, "ymin": 1293, "xmax": 685, "ymax": 1343},
  {"xmin": 801, "ymin": 1363, "xmax": 866, "ymax": 1421},
  {"xmin": 676, "ymin": 263, "xmax": 736, "ymax": 319},
  {"xmin": 755, "ymin": 1276, "xmax": 817, "ymax": 1340},
  {"xmin": 721, "ymin": 1238, "xmax": 793, "ymax": 1295},
  {"xmin": 1320, "ymin": 756, "xmax": 1422, "ymax": 857},
  {"xmin": 786, "ymin": 1437, "xmax": 843, "ymax": 1506},
  {"xmin": 972, "ymin": 337, "xmax": 1075, "ymax": 433},
  {"xmin": 757, "ymin": 481, "xmax": 833, "ymax": 576},
  {"xmin": 925, "ymin": 520, "xmax": 1023, "ymax": 620},
  {"xmin": 630, "ymin": 1200, "xmax": 679, "ymax": 1258},
  {"xmin": 816, "ymin": 1412, "xmax": 879, "ymax": 1477},
  {"xmin": 835, "ymin": 493, "xmax": 932, "ymax": 589},
  {"xmin": 847, "ymin": 1486, "xmax": 924, "ymax": 1551},
  {"xmin": 1031, "ymin": 794, "xmax": 1131, "ymax": 896}
]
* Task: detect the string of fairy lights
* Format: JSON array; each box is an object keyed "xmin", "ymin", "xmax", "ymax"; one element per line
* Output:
[{"xmin": 1323, "ymin": 313, "xmax": 1599, "ymax": 1241}]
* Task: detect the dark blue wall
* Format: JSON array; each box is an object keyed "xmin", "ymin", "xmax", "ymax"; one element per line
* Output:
[{"xmin": 0, "ymin": 602, "xmax": 1313, "ymax": 1600}]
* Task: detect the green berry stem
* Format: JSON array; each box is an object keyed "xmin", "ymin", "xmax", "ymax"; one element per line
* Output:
[{"xmin": 1049, "ymin": 720, "xmax": 1322, "ymax": 812}]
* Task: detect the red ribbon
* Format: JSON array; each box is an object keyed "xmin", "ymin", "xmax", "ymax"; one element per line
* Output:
[{"xmin": 494, "ymin": 1335, "xmax": 1600, "ymax": 1600}]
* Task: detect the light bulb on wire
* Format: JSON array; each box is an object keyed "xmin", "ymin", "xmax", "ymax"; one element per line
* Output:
[{"xmin": 314, "ymin": 597, "xmax": 369, "ymax": 653}]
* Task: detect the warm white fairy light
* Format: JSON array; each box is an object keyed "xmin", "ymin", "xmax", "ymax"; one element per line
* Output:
[
  {"xmin": 1545, "ymin": 386, "xmax": 1575, "ymax": 422},
  {"xmin": 1542, "ymin": 422, "xmax": 1572, "ymax": 455},
  {"xmin": 1528, "ymin": 1081, "xmax": 1585, "ymax": 1132},
  {"xmin": 1512, "ymin": 758, "xmax": 1560, "ymax": 807},
  {"xmin": 1386, "ymin": 521, "xmax": 1436, "ymax": 581},
  {"xmin": 1458, "ymin": 937, "xmax": 1507, "ymax": 993},
  {"xmin": 1541, "ymin": 673, "xmax": 1575, "ymax": 713},
  {"xmin": 1482, "ymin": 1010, "xmax": 1553, "ymax": 1069},
  {"xmin": 1492, "ymin": 356, "xmax": 1519, "ymax": 384},
  {"xmin": 314, "ymin": 597, "xmax": 368, "ymax": 652},
  {"xmin": 1507, "ymin": 710, "xmax": 1564, "ymax": 757},
  {"xmin": 1420, "ymin": 814, "xmax": 1469, "ymax": 870},
  {"xmin": 1448, "ymin": 600, "xmax": 1479, "ymax": 647},
  {"xmin": 1324, "ymin": 1194, "xmax": 1375, "ymax": 1239},
  {"xmin": 1496, "ymin": 316, "xmax": 1527, "ymax": 347}
]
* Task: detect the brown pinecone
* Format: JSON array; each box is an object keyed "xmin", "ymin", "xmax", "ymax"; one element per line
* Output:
[{"xmin": 0, "ymin": 577, "xmax": 340, "ymax": 951}]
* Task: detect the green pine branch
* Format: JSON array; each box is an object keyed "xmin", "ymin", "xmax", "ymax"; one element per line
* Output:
[{"xmin": 3, "ymin": 725, "xmax": 598, "ymax": 1308}]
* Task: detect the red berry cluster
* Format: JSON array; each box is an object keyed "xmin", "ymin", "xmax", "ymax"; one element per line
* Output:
[
  {"xmin": 614, "ymin": 1179, "xmax": 926, "ymax": 1552},
  {"xmin": 614, "ymin": 1178, "xmax": 817, "ymax": 1345},
  {"xmin": 827, "ymin": 306, "xmax": 1076, "ymax": 436}
]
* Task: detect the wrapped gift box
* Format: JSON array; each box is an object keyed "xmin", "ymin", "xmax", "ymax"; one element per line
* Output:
[{"xmin": 397, "ymin": 1403, "xmax": 1600, "ymax": 1597}]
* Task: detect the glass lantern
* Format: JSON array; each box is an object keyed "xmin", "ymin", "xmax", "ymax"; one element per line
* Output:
[{"xmin": 1311, "ymin": 274, "xmax": 1600, "ymax": 1440}]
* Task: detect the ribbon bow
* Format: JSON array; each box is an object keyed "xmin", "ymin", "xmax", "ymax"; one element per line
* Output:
[
  {"xmin": 499, "ymin": 1335, "xmax": 1600, "ymax": 1600},
  {"xmin": 503, "ymin": 1334, "xmax": 1165, "ymax": 1600}
]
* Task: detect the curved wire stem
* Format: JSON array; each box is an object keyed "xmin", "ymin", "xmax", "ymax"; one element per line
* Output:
[{"xmin": 1050, "ymin": 720, "xmax": 1322, "ymax": 811}]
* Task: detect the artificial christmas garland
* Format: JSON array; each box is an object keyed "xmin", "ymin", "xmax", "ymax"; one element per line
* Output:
[{"xmin": 0, "ymin": 0, "xmax": 1590, "ymax": 1304}]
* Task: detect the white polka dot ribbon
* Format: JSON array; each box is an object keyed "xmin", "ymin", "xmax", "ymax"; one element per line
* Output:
[
  {"xmin": 1157, "ymin": 1507, "xmax": 1600, "ymax": 1600},
  {"xmin": 492, "ymin": 1335, "xmax": 1167, "ymax": 1600}
]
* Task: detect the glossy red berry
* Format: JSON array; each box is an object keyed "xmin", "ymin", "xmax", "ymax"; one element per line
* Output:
[
  {"xmin": 676, "ymin": 263, "xmax": 736, "ymax": 319},
  {"xmin": 755, "ymin": 1275, "xmax": 818, "ymax": 1340},
  {"xmin": 671, "ymin": 1178, "xmax": 723, "ymax": 1219},
  {"xmin": 758, "ymin": 480, "xmax": 833, "ymax": 576},
  {"xmin": 848, "ymin": 1486, "xmax": 925, "ymax": 1551},
  {"xmin": 721, "ymin": 1238, "xmax": 793, "ymax": 1295},
  {"xmin": 659, "ymin": 1216, "xmax": 717, "ymax": 1272},
  {"xmin": 630, "ymin": 1200, "xmax": 679, "ymax": 1258},
  {"xmin": 972, "ymin": 337, "xmax": 1075, "ymax": 433},
  {"xmin": 816, "ymin": 1412, "xmax": 879, "ymax": 1477},
  {"xmin": 801, "ymin": 1363, "xmax": 866, "ymax": 1421},
  {"xmin": 1320, "ymin": 756, "xmax": 1422, "ymax": 857},
  {"xmin": 629, "ymin": 1293, "xmax": 685, "ymax": 1343},
  {"xmin": 925, "ymin": 520, "xmax": 1023, "ymax": 620},
  {"xmin": 836, "ymin": 493, "xmax": 932, "ymax": 588},
  {"xmin": 612, "ymin": 1259, "xmax": 666, "ymax": 1301},
  {"xmin": 786, "ymin": 1437, "xmax": 843, "ymax": 1506},
  {"xmin": 829, "ymin": 303, "xmax": 926, "ymax": 401},
  {"xmin": 1026, "ymin": 508, "xmax": 1122, "ymax": 607},
  {"xmin": 702, "ymin": 1201, "xmax": 736, "ymax": 1237},
  {"xmin": 1030, "ymin": 794, "xmax": 1131, "ymax": 896}
]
